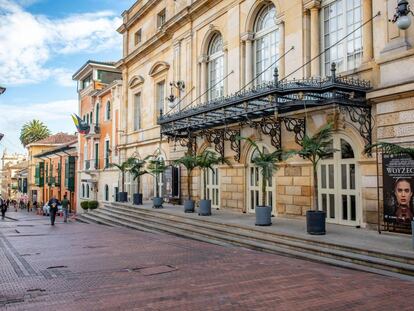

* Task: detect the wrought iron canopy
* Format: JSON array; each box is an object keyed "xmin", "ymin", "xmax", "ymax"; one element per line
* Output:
[{"xmin": 159, "ymin": 70, "xmax": 371, "ymax": 140}]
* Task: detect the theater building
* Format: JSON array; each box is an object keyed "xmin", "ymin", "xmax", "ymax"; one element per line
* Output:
[{"xmin": 113, "ymin": 0, "xmax": 413, "ymax": 229}]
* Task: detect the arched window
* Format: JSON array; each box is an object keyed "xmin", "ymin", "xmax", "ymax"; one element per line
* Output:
[
  {"xmin": 254, "ymin": 4, "xmax": 279, "ymax": 84},
  {"xmin": 207, "ymin": 33, "xmax": 224, "ymax": 101},
  {"xmin": 95, "ymin": 103, "xmax": 99, "ymax": 125},
  {"xmin": 86, "ymin": 184, "xmax": 90, "ymax": 198},
  {"xmin": 104, "ymin": 184, "xmax": 109, "ymax": 201},
  {"xmin": 82, "ymin": 184, "xmax": 85, "ymax": 198},
  {"xmin": 106, "ymin": 101, "xmax": 111, "ymax": 121}
]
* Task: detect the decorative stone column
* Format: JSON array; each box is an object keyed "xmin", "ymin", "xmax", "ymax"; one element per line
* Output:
[
  {"xmin": 276, "ymin": 19, "xmax": 285, "ymax": 78},
  {"xmin": 303, "ymin": 10, "xmax": 311, "ymax": 78},
  {"xmin": 310, "ymin": 4, "xmax": 321, "ymax": 77},
  {"xmin": 241, "ymin": 32, "xmax": 254, "ymax": 87},
  {"xmin": 362, "ymin": 0, "xmax": 373, "ymax": 63},
  {"xmin": 198, "ymin": 55, "xmax": 208, "ymax": 103}
]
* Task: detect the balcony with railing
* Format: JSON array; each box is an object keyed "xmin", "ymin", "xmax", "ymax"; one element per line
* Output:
[
  {"xmin": 85, "ymin": 124, "xmax": 101, "ymax": 138},
  {"xmin": 84, "ymin": 159, "xmax": 101, "ymax": 171}
]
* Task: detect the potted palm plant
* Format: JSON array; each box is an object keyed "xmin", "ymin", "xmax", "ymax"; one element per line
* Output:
[
  {"xmin": 364, "ymin": 142, "xmax": 414, "ymax": 248},
  {"xmin": 239, "ymin": 137, "xmax": 287, "ymax": 226},
  {"xmin": 173, "ymin": 153, "xmax": 198, "ymax": 213},
  {"xmin": 147, "ymin": 157, "xmax": 167, "ymax": 208},
  {"xmin": 129, "ymin": 157, "xmax": 148, "ymax": 205},
  {"xmin": 196, "ymin": 150, "xmax": 231, "ymax": 216},
  {"xmin": 293, "ymin": 123, "xmax": 336, "ymax": 235},
  {"xmin": 111, "ymin": 157, "xmax": 135, "ymax": 202}
]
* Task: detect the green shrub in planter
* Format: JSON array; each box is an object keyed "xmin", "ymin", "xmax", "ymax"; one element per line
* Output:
[
  {"xmin": 80, "ymin": 201, "xmax": 89, "ymax": 211},
  {"xmin": 88, "ymin": 200, "xmax": 99, "ymax": 210}
]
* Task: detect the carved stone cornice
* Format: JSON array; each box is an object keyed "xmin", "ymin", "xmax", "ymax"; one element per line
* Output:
[
  {"xmin": 240, "ymin": 32, "xmax": 254, "ymax": 42},
  {"xmin": 303, "ymin": 0, "xmax": 321, "ymax": 11}
]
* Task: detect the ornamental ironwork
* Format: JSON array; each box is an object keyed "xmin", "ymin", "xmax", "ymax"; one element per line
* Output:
[
  {"xmin": 159, "ymin": 69, "xmax": 372, "ymax": 156},
  {"xmin": 201, "ymin": 128, "xmax": 241, "ymax": 162}
]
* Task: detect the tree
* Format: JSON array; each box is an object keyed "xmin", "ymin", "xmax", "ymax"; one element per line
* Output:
[
  {"xmin": 147, "ymin": 157, "xmax": 167, "ymax": 198},
  {"xmin": 173, "ymin": 153, "xmax": 198, "ymax": 201},
  {"xmin": 19, "ymin": 120, "xmax": 51, "ymax": 147},
  {"xmin": 129, "ymin": 157, "xmax": 149, "ymax": 194},
  {"xmin": 111, "ymin": 157, "xmax": 135, "ymax": 193},
  {"xmin": 238, "ymin": 137, "xmax": 287, "ymax": 206},
  {"xmin": 364, "ymin": 142, "xmax": 414, "ymax": 158},
  {"xmin": 196, "ymin": 150, "xmax": 231, "ymax": 200},
  {"xmin": 293, "ymin": 123, "xmax": 336, "ymax": 211}
]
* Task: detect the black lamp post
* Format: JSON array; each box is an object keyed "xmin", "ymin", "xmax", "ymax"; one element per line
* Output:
[{"xmin": 391, "ymin": 0, "xmax": 414, "ymax": 30}]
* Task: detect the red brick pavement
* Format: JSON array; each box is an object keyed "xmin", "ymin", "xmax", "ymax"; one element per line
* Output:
[{"xmin": 1, "ymin": 211, "xmax": 414, "ymax": 311}]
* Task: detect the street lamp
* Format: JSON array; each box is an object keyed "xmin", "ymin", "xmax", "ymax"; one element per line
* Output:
[
  {"xmin": 391, "ymin": 0, "xmax": 414, "ymax": 30},
  {"xmin": 0, "ymin": 86, "xmax": 5, "ymax": 95},
  {"xmin": 167, "ymin": 80, "xmax": 185, "ymax": 109}
]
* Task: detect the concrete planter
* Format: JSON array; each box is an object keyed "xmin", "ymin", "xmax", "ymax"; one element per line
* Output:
[
  {"xmin": 255, "ymin": 206, "xmax": 272, "ymax": 226},
  {"xmin": 306, "ymin": 210, "xmax": 326, "ymax": 235},
  {"xmin": 133, "ymin": 193, "xmax": 143, "ymax": 205},
  {"xmin": 153, "ymin": 197, "xmax": 163, "ymax": 209},
  {"xmin": 184, "ymin": 200, "xmax": 195, "ymax": 213},
  {"xmin": 118, "ymin": 192, "xmax": 128, "ymax": 202},
  {"xmin": 198, "ymin": 200, "xmax": 211, "ymax": 216}
]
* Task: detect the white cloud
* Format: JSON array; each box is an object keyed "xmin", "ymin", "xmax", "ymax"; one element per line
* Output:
[
  {"xmin": 0, "ymin": 0, "xmax": 122, "ymax": 86},
  {"xmin": 0, "ymin": 99, "xmax": 78, "ymax": 153}
]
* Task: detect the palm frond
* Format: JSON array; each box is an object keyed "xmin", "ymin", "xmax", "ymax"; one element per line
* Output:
[{"xmin": 363, "ymin": 142, "xmax": 414, "ymax": 158}]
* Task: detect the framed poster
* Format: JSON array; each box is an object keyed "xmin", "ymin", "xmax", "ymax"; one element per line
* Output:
[{"xmin": 382, "ymin": 153, "xmax": 414, "ymax": 225}]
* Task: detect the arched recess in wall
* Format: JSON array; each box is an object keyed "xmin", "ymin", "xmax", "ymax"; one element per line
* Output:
[
  {"xmin": 148, "ymin": 61, "xmax": 170, "ymax": 78},
  {"xmin": 200, "ymin": 26, "xmax": 226, "ymax": 56}
]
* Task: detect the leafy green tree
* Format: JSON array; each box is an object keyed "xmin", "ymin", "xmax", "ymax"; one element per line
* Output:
[
  {"xmin": 173, "ymin": 154, "xmax": 198, "ymax": 201},
  {"xmin": 19, "ymin": 119, "xmax": 51, "ymax": 147},
  {"xmin": 292, "ymin": 123, "xmax": 336, "ymax": 211},
  {"xmin": 364, "ymin": 142, "xmax": 414, "ymax": 158},
  {"xmin": 129, "ymin": 157, "xmax": 149, "ymax": 194},
  {"xmin": 147, "ymin": 157, "xmax": 167, "ymax": 198},
  {"xmin": 111, "ymin": 157, "xmax": 135, "ymax": 193},
  {"xmin": 239, "ymin": 137, "xmax": 287, "ymax": 206},
  {"xmin": 196, "ymin": 150, "xmax": 231, "ymax": 200}
]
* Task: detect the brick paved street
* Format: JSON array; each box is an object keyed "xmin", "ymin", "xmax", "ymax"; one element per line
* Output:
[{"xmin": 1, "ymin": 211, "xmax": 414, "ymax": 311}]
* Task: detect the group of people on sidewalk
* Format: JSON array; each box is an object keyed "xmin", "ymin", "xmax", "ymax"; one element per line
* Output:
[{"xmin": 0, "ymin": 194, "xmax": 71, "ymax": 225}]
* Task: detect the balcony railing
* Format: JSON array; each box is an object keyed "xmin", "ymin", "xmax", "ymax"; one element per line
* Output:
[{"xmin": 84, "ymin": 159, "xmax": 100, "ymax": 170}]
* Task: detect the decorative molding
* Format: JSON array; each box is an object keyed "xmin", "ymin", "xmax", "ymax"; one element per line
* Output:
[
  {"xmin": 148, "ymin": 61, "xmax": 170, "ymax": 77},
  {"xmin": 240, "ymin": 32, "xmax": 255, "ymax": 42},
  {"xmin": 128, "ymin": 75, "xmax": 145, "ymax": 89},
  {"xmin": 303, "ymin": 0, "xmax": 321, "ymax": 10}
]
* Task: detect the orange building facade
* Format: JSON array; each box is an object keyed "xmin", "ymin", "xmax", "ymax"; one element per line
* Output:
[
  {"xmin": 34, "ymin": 140, "xmax": 78, "ymax": 211},
  {"xmin": 72, "ymin": 61, "xmax": 123, "ymax": 211}
]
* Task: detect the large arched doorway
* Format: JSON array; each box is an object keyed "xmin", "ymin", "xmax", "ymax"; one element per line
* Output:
[
  {"xmin": 247, "ymin": 145, "xmax": 276, "ymax": 214},
  {"xmin": 318, "ymin": 135, "xmax": 360, "ymax": 225}
]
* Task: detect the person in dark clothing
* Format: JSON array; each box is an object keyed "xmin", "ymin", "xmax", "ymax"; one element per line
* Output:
[
  {"xmin": 1, "ymin": 197, "xmax": 7, "ymax": 220},
  {"xmin": 48, "ymin": 196, "xmax": 60, "ymax": 226},
  {"xmin": 61, "ymin": 194, "xmax": 70, "ymax": 223}
]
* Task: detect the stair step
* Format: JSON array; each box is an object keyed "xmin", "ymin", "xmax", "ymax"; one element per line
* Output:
[
  {"xmin": 105, "ymin": 203, "xmax": 414, "ymax": 266},
  {"xmin": 91, "ymin": 206, "xmax": 414, "ymax": 280}
]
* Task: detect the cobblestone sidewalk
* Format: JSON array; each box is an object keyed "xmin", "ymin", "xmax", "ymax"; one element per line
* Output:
[{"xmin": 1, "ymin": 211, "xmax": 414, "ymax": 311}]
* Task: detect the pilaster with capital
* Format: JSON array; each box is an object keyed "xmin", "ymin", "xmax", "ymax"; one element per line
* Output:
[
  {"xmin": 241, "ymin": 32, "xmax": 254, "ymax": 87},
  {"xmin": 304, "ymin": 1, "xmax": 321, "ymax": 77},
  {"xmin": 198, "ymin": 55, "xmax": 208, "ymax": 103},
  {"xmin": 276, "ymin": 19, "xmax": 285, "ymax": 78}
]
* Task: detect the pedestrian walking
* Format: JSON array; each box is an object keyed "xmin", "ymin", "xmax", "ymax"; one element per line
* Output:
[
  {"xmin": 61, "ymin": 194, "xmax": 70, "ymax": 223},
  {"xmin": 48, "ymin": 196, "xmax": 60, "ymax": 226},
  {"xmin": 1, "ymin": 197, "xmax": 7, "ymax": 220},
  {"xmin": 27, "ymin": 201, "xmax": 31, "ymax": 212}
]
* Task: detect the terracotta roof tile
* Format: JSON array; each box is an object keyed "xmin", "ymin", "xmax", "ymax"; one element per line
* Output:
[{"xmin": 32, "ymin": 133, "xmax": 77, "ymax": 145}]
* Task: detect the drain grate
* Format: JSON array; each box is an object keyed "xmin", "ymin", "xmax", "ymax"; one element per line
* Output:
[
  {"xmin": 46, "ymin": 265, "xmax": 67, "ymax": 270},
  {"xmin": 122, "ymin": 265, "xmax": 177, "ymax": 276}
]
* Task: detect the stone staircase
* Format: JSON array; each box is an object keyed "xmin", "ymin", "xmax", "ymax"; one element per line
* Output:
[{"xmin": 79, "ymin": 202, "xmax": 414, "ymax": 281}]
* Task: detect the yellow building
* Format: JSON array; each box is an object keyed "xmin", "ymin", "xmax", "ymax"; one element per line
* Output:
[
  {"xmin": 0, "ymin": 151, "xmax": 26, "ymax": 199},
  {"xmin": 114, "ymin": 0, "xmax": 414, "ymax": 229}
]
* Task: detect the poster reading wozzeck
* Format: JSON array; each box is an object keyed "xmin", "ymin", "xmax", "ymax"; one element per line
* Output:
[{"xmin": 382, "ymin": 154, "xmax": 414, "ymax": 225}]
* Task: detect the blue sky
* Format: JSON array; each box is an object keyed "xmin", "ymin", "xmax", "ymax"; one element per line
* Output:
[{"xmin": 0, "ymin": 0, "xmax": 135, "ymax": 155}]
